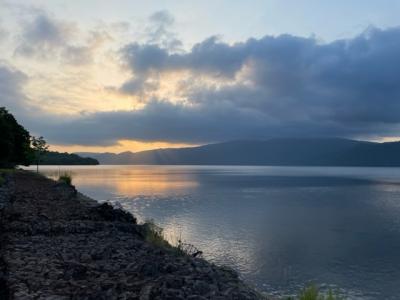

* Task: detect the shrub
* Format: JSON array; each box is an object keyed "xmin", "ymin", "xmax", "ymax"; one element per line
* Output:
[
  {"xmin": 176, "ymin": 239, "xmax": 203, "ymax": 257},
  {"xmin": 140, "ymin": 220, "xmax": 203, "ymax": 257},
  {"xmin": 0, "ymin": 169, "xmax": 16, "ymax": 186},
  {"xmin": 58, "ymin": 172, "xmax": 72, "ymax": 185},
  {"xmin": 141, "ymin": 220, "xmax": 171, "ymax": 249},
  {"xmin": 287, "ymin": 285, "xmax": 344, "ymax": 300},
  {"xmin": 298, "ymin": 285, "xmax": 319, "ymax": 300}
]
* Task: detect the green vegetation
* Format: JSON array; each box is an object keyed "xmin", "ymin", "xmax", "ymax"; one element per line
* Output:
[
  {"xmin": 141, "ymin": 220, "xmax": 187, "ymax": 255},
  {"xmin": 141, "ymin": 220, "xmax": 173, "ymax": 249},
  {"xmin": 41, "ymin": 151, "xmax": 99, "ymax": 165},
  {"xmin": 0, "ymin": 169, "xmax": 16, "ymax": 186},
  {"xmin": 58, "ymin": 172, "xmax": 72, "ymax": 185},
  {"xmin": 0, "ymin": 169, "xmax": 15, "ymax": 174},
  {"xmin": 31, "ymin": 136, "xmax": 49, "ymax": 173},
  {"xmin": 287, "ymin": 285, "xmax": 344, "ymax": 300},
  {"xmin": 0, "ymin": 107, "xmax": 32, "ymax": 168},
  {"xmin": 0, "ymin": 107, "xmax": 99, "ymax": 169},
  {"xmin": 140, "ymin": 220, "xmax": 203, "ymax": 257}
]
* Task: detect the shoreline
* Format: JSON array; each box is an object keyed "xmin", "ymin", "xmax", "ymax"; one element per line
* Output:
[{"xmin": 0, "ymin": 170, "xmax": 266, "ymax": 299}]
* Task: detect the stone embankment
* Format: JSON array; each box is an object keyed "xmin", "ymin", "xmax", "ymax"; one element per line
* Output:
[{"xmin": 0, "ymin": 171, "xmax": 266, "ymax": 300}]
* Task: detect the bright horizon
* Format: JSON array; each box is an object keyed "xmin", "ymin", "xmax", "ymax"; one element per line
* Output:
[{"xmin": 2, "ymin": 1, "xmax": 400, "ymax": 153}]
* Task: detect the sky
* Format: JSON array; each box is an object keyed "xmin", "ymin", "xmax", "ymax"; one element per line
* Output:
[{"xmin": 1, "ymin": 0, "xmax": 400, "ymax": 153}]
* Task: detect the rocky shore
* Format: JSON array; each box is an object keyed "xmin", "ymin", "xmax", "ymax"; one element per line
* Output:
[{"xmin": 0, "ymin": 171, "xmax": 266, "ymax": 299}]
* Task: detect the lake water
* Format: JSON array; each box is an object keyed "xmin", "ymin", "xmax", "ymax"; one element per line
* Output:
[{"xmin": 26, "ymin": 165, "xmax": 400, "ymax": 299}]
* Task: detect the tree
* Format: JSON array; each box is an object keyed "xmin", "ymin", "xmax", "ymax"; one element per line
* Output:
[
  {"xmin": 31, "ymin": 136, "xmax": 49, "ymax": 173},
  {"xmin": 0, "ymin": 107, "xmax": 32, "ymax": 168}
]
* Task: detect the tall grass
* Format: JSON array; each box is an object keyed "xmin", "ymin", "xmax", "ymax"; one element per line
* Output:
[
  {"xmin": 58, "ymin": 172, "xmax": 72, "ymax": 185},
  {"xmin": 141, "ymin": 220, "xmax": 170, "ymax": 248},
  {"xmin": 288, "ymin": 285, "xmax": 344, "ymax": 300},
  {"xmin": 0, "ymin": 169, "xmax": 14, "ymax": 186},
  {"xmin": 141, "ymin": 220, "xmax": 202, "ymax": 257}
]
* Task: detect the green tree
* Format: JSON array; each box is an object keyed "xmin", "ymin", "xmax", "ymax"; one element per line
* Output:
[
  {"xmin": 0, "ymin": 107, "xmax": 32, "ymax": 168},
  {"xmin": 31, "ymin": 136, "xmax": 49, "ymax": 173}
]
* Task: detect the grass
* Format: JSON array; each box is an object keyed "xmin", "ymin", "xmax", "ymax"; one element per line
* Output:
[
  {"xmin": 0, "ymin": 168, "xmax": 16, "ymax": 174},
  {"xmin": 141, "ymin": 220, "xmax": 173, "ymax": 249},
  {"xmin": 58, "ymin": 172, "xmax": 72, "ymax": 185},
  {"xmin": 287, "ymin": 285, "xmax": 344, "ymax": 300},
  {"xmin": 140, "ymin": 220, "xmax": 202, "ymax": 257},
  {"xmin": 0, "ymin": 168, "xmax": 16, "ymax": 186}
]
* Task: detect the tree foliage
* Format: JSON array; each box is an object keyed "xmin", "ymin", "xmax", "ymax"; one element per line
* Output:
[
  {"xmin": 0, "ymin": 107, "xmax": 32, "ymax": 168},
  {"xmin": 31, "ymin": 136, "xmax": 49, "ymax": 158},
  {"xmin": 40, "ymin": 151, "xmax": 99, "ymax": 165},
  {"xmin": 31, "ymin": 136, "xmax": 49, "ymax": 172}
]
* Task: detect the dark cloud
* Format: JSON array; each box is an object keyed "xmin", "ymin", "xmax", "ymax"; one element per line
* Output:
[
  {"xmin": 146, "ymin": 10, "xmax": 182, "ymax": 51},
  {"xmin": 14, "ymin": 13, "xmax": 102, "ymax": 65},
  {"xmin": 120, "ymin": 36, "xmax": 246, "ymax": 78},
  {"xmin": 120, "ymin": 27, "xmax": 400, "ymax": 125},
  {"xmin": 15, "ymin": 14, "xmax": 71, "ymax": 57},
  {"xmin": 28, "ymin": 97, "xmax": 399, "ymax": 147},
  {"xmin": 149, "ymin": 10, "xmax": 174, "ymax": 27},
  {"xmin": 0, "ymin": 64, "xmax": 28, "ymax": 113},
  {"xmin": 119, "ymin": 77, "xmax": 159, "ymax": 96},
  {"xmin": 6, "ymin": 27, "xmax": 400, "ymax": 146},
  {"xmin": 26, "ymin": 99, "xmax": 277, "ymax": 145}
]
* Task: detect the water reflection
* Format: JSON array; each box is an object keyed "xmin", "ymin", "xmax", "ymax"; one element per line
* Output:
[
  {"xmin": 24, "ymin": 165, "xmax": 400, "ymax": 299},
  {"xmin": 37, "ymin": 165, "xmax": 199, "ymax": 198}
]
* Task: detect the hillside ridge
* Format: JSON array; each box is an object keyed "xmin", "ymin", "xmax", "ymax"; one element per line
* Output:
[{"xmin": 76, "ymin": 138, "xmax": 400, "ymax": 166}]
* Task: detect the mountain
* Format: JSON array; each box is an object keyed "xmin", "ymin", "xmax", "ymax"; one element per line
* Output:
[
  {"xmin": 76, "ymin": 138, "xmax": 400, "ymax": 166},
  {"xmin": 40, "ymin": 151, "xmax": 99, "ymax": 165}
]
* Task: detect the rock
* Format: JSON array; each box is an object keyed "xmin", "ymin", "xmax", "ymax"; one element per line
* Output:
[
  {"xmin": 193, "ymin": 280, "xmax": 211, "ymax": 295},
  {"xmin": 139, "ymin": 262, "xmax": 159, "ymax": 276},
  {"xmin": 165, "ymin": 276, "xmax": 184, "ymax": 289},
  {"xmin": 187, "ymin": 295, "xmax": 208, "ymax": 300},
  {"xmin": 163, "ymin": 263, "xmax": 178, "ymax": 273},
  {"xmin": 139, "ymin": 284, "xmax": 153, "ymax": 300},
  {"xmin": 81, "ymin": 253, "xmax": 92, "ymax": 263},
  {"xmin": 64, "ymin": 262, "xmax": 88, "ymax": 280},
  {"xmin": 91, "ymin": 202, "xmax": 137, "ymax": 223}
]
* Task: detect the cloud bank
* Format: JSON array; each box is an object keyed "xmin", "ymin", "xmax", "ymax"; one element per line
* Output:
[
  {"xmin": 14, "ymin": 13, "xmax": 108, "ymax": 65},
  {"xmin": 5, "ymin": 24, "xmax": 400, "ymax": 146}
]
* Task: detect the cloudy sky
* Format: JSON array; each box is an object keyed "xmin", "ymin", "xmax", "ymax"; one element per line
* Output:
[{"xmin": 1, "ymin": 0, "xmax": 400, "ymax": 153}]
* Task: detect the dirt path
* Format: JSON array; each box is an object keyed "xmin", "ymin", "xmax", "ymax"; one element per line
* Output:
[{"xmin": 0, "ymin": 171, "xmax": 265, "ymax": 300}]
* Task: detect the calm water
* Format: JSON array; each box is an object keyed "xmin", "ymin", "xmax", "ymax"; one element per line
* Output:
[{"xmin": 26, "ymin": 165, "xmax": 400, "ymax": 299}]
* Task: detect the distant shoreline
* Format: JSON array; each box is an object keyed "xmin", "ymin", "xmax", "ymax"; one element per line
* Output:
[{"xmin": 75, "ymin": 138, "xmax": 400, "ymax": 166}]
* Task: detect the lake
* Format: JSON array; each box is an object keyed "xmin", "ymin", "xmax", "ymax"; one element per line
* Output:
[{"xmin": 25, "ymin": 165, "xmax": 400, "ymax": 299}]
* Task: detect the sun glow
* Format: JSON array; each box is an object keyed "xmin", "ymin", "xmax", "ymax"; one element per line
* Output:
[{"xmin": 50, "ymin": 139, "xmax": 198, "ymax": 154}]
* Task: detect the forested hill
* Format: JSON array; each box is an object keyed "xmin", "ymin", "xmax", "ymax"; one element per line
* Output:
[
  {"xmin": 77, "ymin": 138, "xmax": 400, "ymax": 166},
  {"xmin": 41, "ymin": 151, "xmax": 99, "ymax": 165}
]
